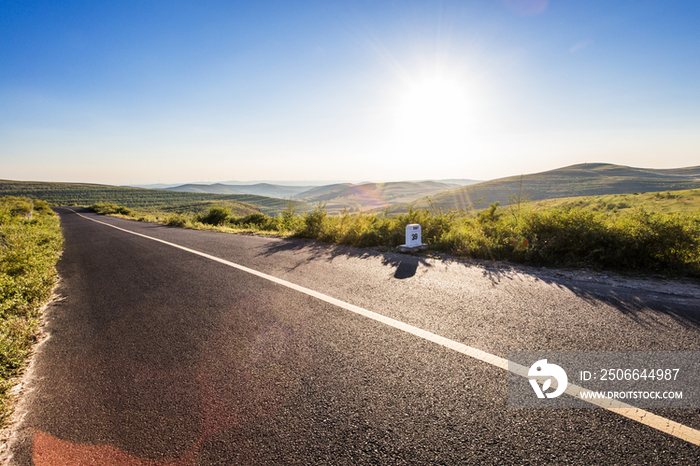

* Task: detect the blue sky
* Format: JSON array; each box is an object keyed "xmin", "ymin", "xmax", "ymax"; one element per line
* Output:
[{"xmin": 2, "ymin": 0, "xmax": 699, "ymax": 185}]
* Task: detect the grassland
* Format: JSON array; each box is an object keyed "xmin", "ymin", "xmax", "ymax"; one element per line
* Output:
[
  {"xmin": 531, "ymin": 189, "xmax": 700, "ymax": 214},
  {"xmin": 0, "ymin": 197, "xmax": 63, "ymax": 426},
  {"xmin": 416, "ymin": 163, "xmax": 700, "ymax": 211},
  {"xmin": 0, "ymin": 180, "xmax": 309, "ymax": 216}
]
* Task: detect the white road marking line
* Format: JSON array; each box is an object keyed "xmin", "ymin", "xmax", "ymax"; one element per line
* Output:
[{"xmin": 68, "ymin": 209, "xmax": 700, "ymax": 447}]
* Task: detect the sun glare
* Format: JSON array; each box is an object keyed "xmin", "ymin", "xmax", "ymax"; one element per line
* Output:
[{"xmin": 391, "ymin": 75, "xmax": 475, "ymax": 159}]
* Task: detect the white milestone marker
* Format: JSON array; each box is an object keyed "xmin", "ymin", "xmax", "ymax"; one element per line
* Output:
[{"xmin": 405, "ymin": 224, "xmax": 422, "ymax": 248}]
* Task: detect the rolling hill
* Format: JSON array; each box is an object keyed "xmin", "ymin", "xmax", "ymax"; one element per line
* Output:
[
  {"xmin": 0, "ymin": 180, "xmax": 309, "ymax": 216},
  {"xmin": 413, "ymin": 163, "xmax": 700, "ymax": 211},
  {"xmin": 292, "ymin": 183, "xmax": 353, "ymax": 200},
  {"xmin": 295, "ymin": 181, "xmax": 459, "ymax": 212},
  {"xmin": 165, "ymin": 183, "xmax": 313, "ymax": 198},
  {"xmin": 433, "ymin": 179, "xmax": 482, "ymax": 187},
  {"xmin": 164, "ymin": 183, "xmax": 243, "ymax": 194},
  {"xmin": 5, "ymin": 163, "xmax": 698, "ymax": 218}
]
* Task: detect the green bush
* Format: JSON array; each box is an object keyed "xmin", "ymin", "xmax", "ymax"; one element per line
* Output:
[
  {"xmin": 607, "ymin": 210, "xmax": 700, "ymax": 274},
  {"xmin": 434, "ymin": 219, "xmax": 496, "ymax": 259},
  {"xmin": 299, "ymin": 203, "xmax": 328, "ymax": 238},
  {"xmin": 90, "ymin": 202, "xmax": 132, "ymax": 216},
  {"xmin": 197, "ymin": 206, "xmax": 231, "ymax": 225},
  {"xmin": 233, "ymin": 213, "xmax": 269, "ymax": 227},
  {"xmin": 165, "ymin": 214, "xmax": 188, "ymax": 227},
  {"xmin": 275, "ymin": 200, "xmax": 302, "ymax": 232},
  {"xmin": 517, "ymin": 208, "xmax": 610, "ymax": 265},
  {"xmin": 477, "ymin": 202, "xmax": 501, "ymax": 224}
]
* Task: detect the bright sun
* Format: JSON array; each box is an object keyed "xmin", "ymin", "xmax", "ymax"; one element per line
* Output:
[{"xmin": 392, "ymin": 75, "xmax": 474, "ymax": 158}]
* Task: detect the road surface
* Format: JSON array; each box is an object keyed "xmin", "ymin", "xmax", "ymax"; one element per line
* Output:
[{"xmin": 5, "ymin": 207, "xmax": 700, "ymax": 464}]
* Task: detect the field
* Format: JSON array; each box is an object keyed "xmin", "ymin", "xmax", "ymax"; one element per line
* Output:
[
  {"xmin": 0, "ymin": 180, "xmax": 309, "ymax": 216},
  {"xmin": 0, "ymin": 197, "xmax": 63, "ymax": 426}
]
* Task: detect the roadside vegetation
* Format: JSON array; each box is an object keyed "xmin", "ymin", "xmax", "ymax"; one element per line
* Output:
[
  {"xmin": 90, "ymin": 192, "xmax": 700, "ymax": 278},
  {"xmin": 0, "ymin": 197, "xmax": 62, "ymax": 425}
]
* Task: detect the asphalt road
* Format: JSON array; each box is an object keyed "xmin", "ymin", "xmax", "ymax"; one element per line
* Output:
[{"xmin": 5, "ymin": 207, "xmax": 700, "ymax": 464}]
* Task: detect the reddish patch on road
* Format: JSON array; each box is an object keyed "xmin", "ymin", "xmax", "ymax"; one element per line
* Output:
[{"xmin": 33, "ymin": 430, "xmax": 195, "ymax": 466}]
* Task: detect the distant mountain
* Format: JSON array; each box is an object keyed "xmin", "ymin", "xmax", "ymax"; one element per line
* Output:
[
  {"xmin": 165, "ymin": 183, "xmax": 242, "ymax": 194},
  {"xmin": 433, "ymin": 179, "xmax": 482, "ymax": 187},
  {"xmin": 127, "ymin": 183, "xmax": 183, "ymax": 190},
  {"xmin": 215, "ymin": 183, "xmax": 312, "ymax": 198},
  {"xmin": 218, "ymin": 180, "xmax": 348, "ymax": 187},
  {"xmin": 293, "ymin": 184, "xmax": 354, "ymax": 201},
  {"xmin": 414, "ymin": 163, "xmax": 700, "ymax": 211},
  {"xmin": 164, "ymin": 180, "xmax": 466, "ymax": 207},
  {"xmin": 296, "ymin": 181, "xmax": 460, "ymax": 212},
  {"xmin": 164, "ymin": 183, "xmax": 313, "ymax": 198}
]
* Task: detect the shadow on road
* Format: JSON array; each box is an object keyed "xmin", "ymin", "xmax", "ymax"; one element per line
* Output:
[
  {"xmin": 472, "ymin": 262, "xmax": 700, "ymax": 329},
  {"xmin": 258, "ymin": 237, "xmax": 700, "ymax": 329},
  {"xmin": 258, "ymin": 237, "xmax": 429, "ymax": 280}
]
